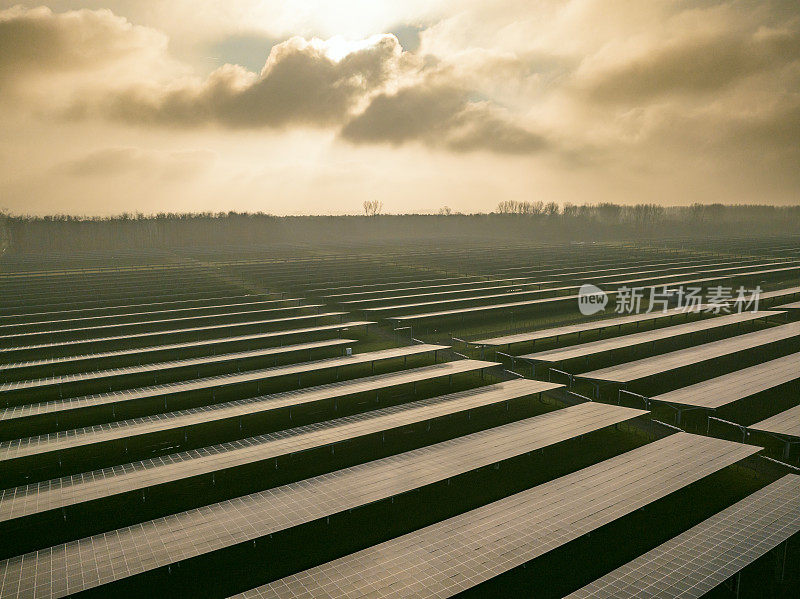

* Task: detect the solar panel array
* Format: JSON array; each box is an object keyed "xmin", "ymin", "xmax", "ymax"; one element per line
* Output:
[
  {"xmin": 386, "ymin": 274, "xmax": 744, "ymax": 324},
  {"xmin": 0, "ymin": 402, "xmax": 650, "ymax": 598},
  {"xmin": 0, "ymin": 344, "xmax": 448, "ymax": 424},
  {"xmin": 1, "ymin": 242, "xmax": 798, "ymax": 599},
  {"xmin": 519, "ymin": 310, "xmax": 780, "ymax": 364},
  {"xmin": 231, "ymin": 434, "xmax": 759, "ymax": 599},
  {"xmin": 0, "ymin": 304, "xmax": 321, "ymax": 344},
  {"xmin": 472, "ymin": 305, "xmax": 693, "ymax": 347},
  {"xmin": 322, "ymin": 256, "xmax": 762, "ymax": 302},
  {"xmin": 566, "ymin": 474, "xmax": 800, "ymax": 599},
  {"xmin": 0, "ymin": 321, "xmax": 374, "ymax": 380},
  {"xmin": 0, "ymin": 294, "xmax": 278, "ymax": 323},
  {"xmin": 5, "ymin": 374, "xmax": 557, "ymax": 523},
  {"xmin": 386, "ymin": 264, "xmax": 800, "ymax": 324},
  {"xmin": 0, "ymin": 298, "xmax": 298, "ymax": 332},
  {"xmin": 0, "ymin": 311, "xmax": 348, "ymax": 357},
  {"xmin": 651, "ymin": 351, "xmax": 800, "ymax": 409},
  {"xmin": 0, "ymin": 338, "xmax": 357, "ymax": 395},
  {"xmin": 578, "ymin": 322, "xmax": 800, "ymax": 383},
  {"xmin": 355, "ymin": 260, "xmax": 799, "ymax": 319},
  {"xmin": 0, "ymin": 360, "xmax": 497, "ymax": 466}
]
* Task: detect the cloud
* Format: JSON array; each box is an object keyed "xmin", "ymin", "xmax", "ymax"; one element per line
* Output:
[
  {"xmin": 50, "ymin": 11, "xmax": 549, "ymax": 154},
  {"xmin": 0, "ymin": 5, "xmax": 167, "ymax": 88},
  {"xmin": 75, "ymin": 34, "xmax": 403, "ymax": 129},
  {"xmin": 1, "ymin": 5, "xmax": 550, "ymax": 155},
  {"xmin": 340, "ymin": 81, "xmax": 549, "ymax": 153},
  {"xmin": 3, "ymin": 0, "xmax": 800, "ymax": 214},
  {"xmin": 578, "ymin": 26, "xmax": 800, "ymax": 103},
  {"xmin": 341, "ymin": 84, "xmax": 464, "ymax": 144}
]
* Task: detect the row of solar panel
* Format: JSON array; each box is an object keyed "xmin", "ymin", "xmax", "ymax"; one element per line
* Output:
[{"xmin": 0, "ymin": 255, "xmax": 766, "ymax": 334}]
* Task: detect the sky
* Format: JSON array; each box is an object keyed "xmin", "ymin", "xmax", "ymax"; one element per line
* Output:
[{"xmin": 1, "ymin": 1, "xmax": 798, "ymax": 216}]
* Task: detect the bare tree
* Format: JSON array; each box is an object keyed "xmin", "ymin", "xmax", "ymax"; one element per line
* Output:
[
  {"xmin": 438, "ymin": 206, "xmax": 452, "ymax": 215},
  {"xmin": 543, "ymin": 201, "xmax": 560, "ymax": 216},
  {"xmin": 495, "ymin": 200, "xmax": 515, "ymax": 214},
  {"xmin": 495, "ymin": 200, "xmax": 545, "ymax": 215},
  {"xmin": 363, "ymin": 200, "xmax": 383, "ymax": 216}
]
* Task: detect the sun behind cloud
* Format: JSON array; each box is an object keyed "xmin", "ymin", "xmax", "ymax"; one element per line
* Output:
[{"xmin": 0, "ymin": 1, "xmax": 798, "ymax": 215}]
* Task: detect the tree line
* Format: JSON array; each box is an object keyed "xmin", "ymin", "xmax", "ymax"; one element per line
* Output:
[{"xmin": 1, "ymin": 204, "xmax": 798, "ymax": 254}]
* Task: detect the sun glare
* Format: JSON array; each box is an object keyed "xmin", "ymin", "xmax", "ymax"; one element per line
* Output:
[{"xmin": 311, "ymin": 34, "xmax": 394, "ymax": 61}]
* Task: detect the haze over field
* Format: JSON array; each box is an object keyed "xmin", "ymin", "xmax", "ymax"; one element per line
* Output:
[{"xmin": 1, "ymin": 1, "xmax": 799, "ymax": 215}]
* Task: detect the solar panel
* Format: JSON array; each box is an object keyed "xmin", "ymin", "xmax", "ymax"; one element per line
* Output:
[
  {"xmin": 0, "ymin": 378, "xmax": 559, "ymax": 524},
  {"xmin": 316, "ymin": 275, "xmax": 489, "ymax": 297},
  {"xmin": 0, "ymin": 312, "xmax": 347, "ymax": 354},
  {"xmin": 0, "ymin": 345, "xmax": 447, "ymax": 423},
  {"xmin": 0, "ymin": 321, "xmax": 374, "ymax": 376},
  {"xmin": 330, "ymin": 260, "xmax": 780, "ymax": 304},
  {"xmin": 0, "ymin": 299, "xmax": 298, "ymax": 332},
  {"xmin": 0, "ymin": 294, "xmax": 276, "ymax": 322},
  {"xmin": 388, "ymin": 275, "xmax": 741, "ymax": 322},
  {"xmin": 493, "ymin": 257, "xmax": 789, "ymax": 279},
  {"xmin": 0, "ymin": 359, "xmax": 496, "ymax": 465},
  {"xmin": 1, "ymin": 285, "xmax": 255, "ymax": 311},
  {"xmin": 579, "ymin": 322, "xmax": 800, "ymax": 384},
  {"xmin": 651, "ymin": 351, "xmax": 800, "ymax": 409},
  {"xmin": 757, "ymin": 285, "xmax": 800, "ymax": 302},
  {"xmin": 0, "ymin": 402, "xmax": 648, "ymax": 599},
  {"xmin": 321, "ymin": 257, "xmax": 734, "ymax": 300},
  {"xmin": 229, "ymin": 433, "xmax": 760, "ymax": 599},
  {"xmin": 360, "ymin": 260, "xmax": 798, "ymax": 315},
  {"xmin": 390, "ymin": 291, "xmax": 583, "ymax": 321},
  {"xmin": 566, "ymin": 474, "xmax": 800, "ymax": 599},
  {"xmin": 472, "ymin": 306, "xmax": 692, "ymax": 347},
  {"xmin": 363, "ymin": 284, "xmax": 577, "ymax": 314},
  {"xmin": 749, "ymin": 404, "xmax": 800, "ymax": 439},
  {"xmin": 317, "ymin": 257, "xmax": 762, "ymax": 299},
  {"xmin": 0, "ymin": 305, "xmax": 323, "ymax": 343},
  {"xmin": 366, "ymin": 268, "xmax": 747, "ymax": 316},
  {"xmin": 519, "ymin": 310, "xmax": 780, "ymax": 364},
  {"xmin": 341, "ymin": 279, "xmax": 557, "ymax": 306},
  {"xmin": 0, "ymin": 338, "xmax": 358, "ymax": 396},
  {"xmin": 330, "ymin": 278, "xmax": 558, "ymax": 302},
  {"xmin": 390, "ymin": 264, "xmax": 800, "ymax": 323}
]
